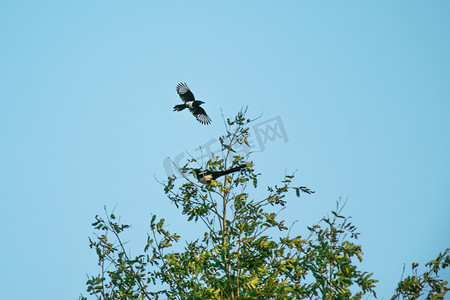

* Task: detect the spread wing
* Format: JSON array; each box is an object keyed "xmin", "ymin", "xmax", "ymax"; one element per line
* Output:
[
  {"xmin": 190, "ymin": 106, "xmax": 212, "ymax": 125},
  {"xmin": 176, "ymin": 82, "xmax": 195, "ymax": 103}
]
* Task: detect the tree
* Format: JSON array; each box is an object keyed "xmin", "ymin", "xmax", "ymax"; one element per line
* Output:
[
  {"xmin": 80, "ymin": 110, "xmax": 448, "ymax": 299},
  {"xmin": 391, "ymin": 249, "xmax": 450, "ymax": 300}
]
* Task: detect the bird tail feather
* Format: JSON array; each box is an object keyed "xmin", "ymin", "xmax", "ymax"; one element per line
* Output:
[
  {"xmin": 229, "ymin": 164, "xmax": 247, "ymax": 173},
  {"xmin": 220, "ymin": 164, "xmax": 247, "ymax": 176},
  {"xmin": 173, "ymin": 104, "xmax": 186, "ymax": 111}
]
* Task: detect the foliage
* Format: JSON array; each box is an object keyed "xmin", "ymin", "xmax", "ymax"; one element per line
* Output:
[
  {"xmin": 80, "ymin": 110, "xmax": 448, "ymax": 300},
  {"xmin": 391, "ymin": 248, "xmax": 450, "ymax": 300}
]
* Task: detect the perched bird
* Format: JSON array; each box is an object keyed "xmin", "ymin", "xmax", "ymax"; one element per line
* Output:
[
  {"xmin": 174, "ymin": 82, "xmax": 212, "ymax": 125},
  {"xmin": 192, "ymin": 165, "xmax": 247, "ymax": 184}
]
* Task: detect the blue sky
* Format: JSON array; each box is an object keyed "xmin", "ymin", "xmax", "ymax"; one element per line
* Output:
[{"xmin": 1, "ymin": 1, "xmax": 449, "ymax": 299}]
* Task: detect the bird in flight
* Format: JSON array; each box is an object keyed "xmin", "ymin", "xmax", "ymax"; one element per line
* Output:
[
  {"xmin": 192, "ymin": 165, "xmax": 247, "ymax": 184},
  {"xmin": 174, "ymin": 82, "xmax": 212, "ymax": 125}
]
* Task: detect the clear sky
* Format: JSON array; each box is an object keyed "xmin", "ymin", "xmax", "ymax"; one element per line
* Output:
[{"xmin": 1, "ymin": 1, "xmax": 449, "ymax": 299}]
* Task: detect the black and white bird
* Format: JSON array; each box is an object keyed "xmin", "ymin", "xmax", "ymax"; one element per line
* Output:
[
  {"xmin": 174, "ymin": 82, "xmax": 212, "ymax": 125},
  {"xmin": 192, "ymin": 165, "xmax": 247, "ymax": 184}
]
